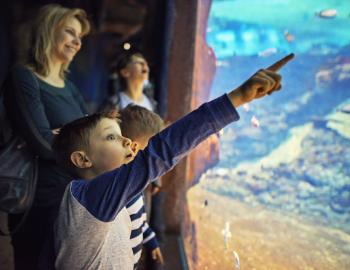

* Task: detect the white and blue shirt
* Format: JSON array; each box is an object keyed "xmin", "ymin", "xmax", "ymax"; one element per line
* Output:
[{"xmin": 126, "ymin": 194, "xmax": 158, "ymax": 268}]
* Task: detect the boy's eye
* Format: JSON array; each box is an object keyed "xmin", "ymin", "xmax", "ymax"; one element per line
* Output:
[{"xmin": 107, "ymin": 134, "xmax": 116, "ymax": 140}]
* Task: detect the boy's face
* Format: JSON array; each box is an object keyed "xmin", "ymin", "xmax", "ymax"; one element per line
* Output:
[{"xmin": 87, "ymin": 118, "xmax": 134, "ymax": 176}]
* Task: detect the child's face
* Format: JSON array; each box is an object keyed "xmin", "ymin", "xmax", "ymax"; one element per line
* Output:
[
  {"xmin": 122, "ymin": 55, "xmax": 149, "ymax": 83},
  {"xmin": 87, "ymin": 118, "xmax": 134, "ymax": 175}
]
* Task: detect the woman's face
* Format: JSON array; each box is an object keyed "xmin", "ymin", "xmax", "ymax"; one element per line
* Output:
[{"xmin": 53, "ymin": 17, "xmax": 82, "ymax": 64}]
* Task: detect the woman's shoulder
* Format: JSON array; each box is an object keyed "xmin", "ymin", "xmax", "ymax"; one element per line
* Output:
[
  {"xmin": 11, "ymin": 64, "xmax": 34, "ymax": 77},
  {"xmin": 9, "ymin": 64, "xmax": 39, "ymax": 89}
]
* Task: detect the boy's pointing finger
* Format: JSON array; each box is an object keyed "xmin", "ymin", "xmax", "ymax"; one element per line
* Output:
[{"xmin": 266, "ymin": 53, "xmax": 295, "ymax": 72}]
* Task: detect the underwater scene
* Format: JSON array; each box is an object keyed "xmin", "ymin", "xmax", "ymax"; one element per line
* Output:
[{"xmin": 187, "ymin": 0, "xmax": 350, "ymax": 269}]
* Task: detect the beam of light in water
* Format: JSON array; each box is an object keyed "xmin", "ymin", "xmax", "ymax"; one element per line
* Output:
[
  {"xmin": 233, "ymin": 250, "xmax": 240, "ymax": 270},
  {"xmin": 221, "ymin": 221, "xmax": 232, "ymax": 249}
]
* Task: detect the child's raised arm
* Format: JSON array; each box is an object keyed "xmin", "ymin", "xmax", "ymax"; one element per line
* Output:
[
  {"xmin": 76, "ymin": 54, "xmax": 295, "ymax": 221},
  {"xmin": 228, "ymin": 53, "xmax": 294, "ymax": 107}
]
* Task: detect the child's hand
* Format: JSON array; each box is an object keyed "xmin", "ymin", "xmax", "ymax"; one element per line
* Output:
[
  {"xmin": 52, "ymin": 128, "xmax": 61, "ymax": 135},
  {"xmin": 228, "ymin": 53, "xmax": 294, "ymax": 107},
  {"xmin": 151, "ymin": 185, "xmax": 160, "ymax": 195},
  {"xmin": 151, "ymin": 247, "xmax": 164, "ymax": 265}
]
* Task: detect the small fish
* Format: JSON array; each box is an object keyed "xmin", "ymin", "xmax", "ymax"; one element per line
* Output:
[
  {"xmin": 315, "ymin": 9, "xmax": 337, "ymax": 19},
  {"xmin": 216, "ymin": 60, "xmax": 230, "ymax": 67},
  {"xmin": 243, "ymin": 104, "xmax": 250, "ymax": 112},
  {"xmin": 284, "ymin": 30, "xmax": 295, "ymax": 43},
  {"xmin": 251, "ymin": 115, "xmax": 260, "ymax": 127},
  {"xmin": 258, "ymin": 47, "xmax": 277, "ymax": 57}
]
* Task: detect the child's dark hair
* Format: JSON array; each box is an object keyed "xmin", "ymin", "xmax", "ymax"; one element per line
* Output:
[
  {"xmin": 52, "ymin": 111, "xmax": 120, "ymax": 175},
  {"xmin": 119, "ymin": 105, "xmax": 164, "ymax": 140},
  {"xmin": 115, "ymin": 51, "xmax": 145, "ymax": 90}
]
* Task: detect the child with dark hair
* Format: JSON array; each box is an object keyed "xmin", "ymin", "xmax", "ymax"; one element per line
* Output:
[
  {"xmin": 101, "ymin": 50, "xmax": 164, "ymax": 249},
  {"xmin": 101, "ymin": 51, "xmax": 157, "ymax": 112},
  {"xmin": 49, "ymin": 54, "xmax": 293, "ymax": 269},
  {"xmin": 119, "ymin": 104, "xmax": 165, "ymax": 268}
]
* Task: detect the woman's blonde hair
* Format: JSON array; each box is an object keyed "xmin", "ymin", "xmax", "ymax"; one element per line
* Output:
[{"xmin": 26, "ymin": 4, "xmax": 90, "ymax": 79}]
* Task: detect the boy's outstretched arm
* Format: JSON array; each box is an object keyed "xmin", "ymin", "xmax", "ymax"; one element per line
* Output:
[
  {"xmin": 75, "ymin": 54, "xmax": 294, "ymax": 221},
  {"xmin": 228, "ymin": 53, "xmax": 294, "ymax": 107}
]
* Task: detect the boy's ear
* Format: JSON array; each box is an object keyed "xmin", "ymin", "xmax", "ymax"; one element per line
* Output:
[
  {"xmin": 70, "ymin": 151, "xmax": 92, "ymax": 169},
  {"xmin": 131, "ymin": 141, "xmax": 139, "ymax": 154}
]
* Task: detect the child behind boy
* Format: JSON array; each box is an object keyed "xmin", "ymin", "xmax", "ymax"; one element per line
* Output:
[
  {"xmin": 50, "ymin": 54, "xmax": 293, "ymax": 270},
  {"xmin": 119, "ymin": 105, "xmax": 165, "ymax": 268}
]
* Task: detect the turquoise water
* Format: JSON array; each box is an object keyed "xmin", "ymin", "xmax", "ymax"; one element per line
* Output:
[
  {"xmin": 205, "ymin": 0, "xmax": 350, "ymax": 232},
  {"xmin": 207, "ymin": 0, "xmax": 350, "ymax": 58}
]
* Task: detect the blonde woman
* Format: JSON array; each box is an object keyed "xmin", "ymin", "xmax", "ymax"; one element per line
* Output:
[{"xmin": 3, "ymin": 4, "xmax": 90, "ymax": 269}]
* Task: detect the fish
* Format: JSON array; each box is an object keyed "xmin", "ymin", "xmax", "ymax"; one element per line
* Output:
[
  {"xmin": 258, "ymin": 47, "xmax": 277, "ymax": 57},
  {"xmin": 251, "ymin": 115, "xmax": 260, "ymax": 127},
  {"xmin": 315, "ymin": 9, "xmax": 337, "ymax": 19},
  {"xmin": 216, "ymin": 60, "xmax": 230, "ymax": 67},
  {"xmin": 284, "ymin": 30, "xmax": 295, "ymax": 42},
  {"xmin": 243, "ymin": 104, "xmax": 250, "ymax": 112}
]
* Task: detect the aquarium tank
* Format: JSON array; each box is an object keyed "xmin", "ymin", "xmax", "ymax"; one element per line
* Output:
[{"xmin": 187, "ymin": 1, "xmax": 350, "ymax": 269}]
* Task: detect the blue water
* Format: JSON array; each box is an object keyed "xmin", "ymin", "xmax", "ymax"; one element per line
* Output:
[
  {"xmin": 204, "ymin": 0, "xmax": 350, "ymax": 232},
  {"xmin": 207, "ymin": 0, "xmax": 350, "ymax": 58},
  {"xmin": 212, "ymin": 54, "xmax": 350, "ymax": 166}
]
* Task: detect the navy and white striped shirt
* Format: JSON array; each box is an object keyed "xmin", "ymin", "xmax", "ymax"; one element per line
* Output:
[{"xmin": 126, "ymin": 194, "xmax": 158, "ymax": 268}]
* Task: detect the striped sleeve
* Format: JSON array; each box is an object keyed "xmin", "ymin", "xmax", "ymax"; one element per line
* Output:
[{"xmin": 142, "ymin": 222, "xmax": 159, "ymax": 251}]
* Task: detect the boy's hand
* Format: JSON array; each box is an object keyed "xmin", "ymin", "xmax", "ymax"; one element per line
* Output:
[
  {"xmin": 228, "ymin": 53, "xmax": 294, "ymax": 107},
  {"xmin": 151, "ymin": 247, "xmax": 164, "ymax": 265}
]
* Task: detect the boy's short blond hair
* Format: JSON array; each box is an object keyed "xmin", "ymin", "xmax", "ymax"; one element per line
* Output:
[{"xmin": 119, "ymin": 105, "xmax": 164, "ymax": 141}]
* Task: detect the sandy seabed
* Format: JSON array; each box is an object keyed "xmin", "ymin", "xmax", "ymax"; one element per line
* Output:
[{"xmin": 186, "ymin": 185, "xmax": 350, "ymax": 270}]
